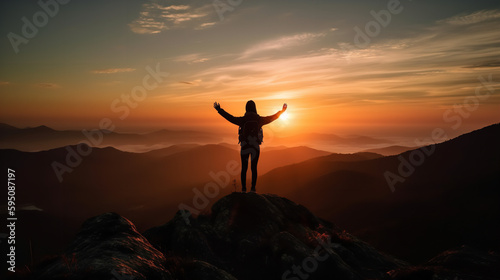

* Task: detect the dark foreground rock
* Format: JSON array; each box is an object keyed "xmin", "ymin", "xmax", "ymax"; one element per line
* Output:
[
  {"xmin": 20, "ymin": 212, "xmax": 172, "ymax": 280},
  {"xmin": 388, "ymin": 245, "xmax": 500, "ymax": 280},
  {"xmin": 144, "ymin": 193, "xmax": 406, "ymax": 280},
  {"xmin": 10, "ymin": 193, "xmax": 500, "ymax": 280}
]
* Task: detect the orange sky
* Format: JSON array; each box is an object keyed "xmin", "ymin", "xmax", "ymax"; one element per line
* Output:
[{"xmin": 0, "ymin": 1, "xmax": 499, "ymax": 139}]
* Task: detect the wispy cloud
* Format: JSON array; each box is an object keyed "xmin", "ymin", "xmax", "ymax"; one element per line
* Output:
[
  {"xmin": 0, "ymin": 81, "xmax": 10, "ymax": 86},
  {"xmin": 440, "ymin": 9, "xmax": 500, "ymax": 25},
  {"xmin": 129, "ymin": 2, "xmax": 216, "ymax": 34},
  {"xmin": 35, "ymin": 83, "xmax": 61, "ymax": 89},
  {"xmin": 159, "ymin": 9, "xmax": 500, "ymax": 108},
  {"xmin": 91, "ymin": 68, "xmax": 136, "ymax": 74},
  {"xmin": 464, "ymin": 60, "xmax": 500, "ymax": 68},
  {"xmin": 174, "ymin": 53, "xmax": 211, "ymax": 64},
  {"xmin": 179, "ymin": 80, "xmax": 201, "ymax": 86},
  {"xmin": 242, "ymin": 32, "xmax": 327, "ymax": 58},
  {"xmin": 196, "ymin": 22, "xmax": 216, "ymax": 30}
]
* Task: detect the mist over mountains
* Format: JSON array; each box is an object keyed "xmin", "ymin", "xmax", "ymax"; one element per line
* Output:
[
  {"xmin": 0, "ymin": 123, "xmax": 225, "ymax": 152},
  {"xmin": 0, "ymin": 123, "xmax": 399, "ymax": 153}
]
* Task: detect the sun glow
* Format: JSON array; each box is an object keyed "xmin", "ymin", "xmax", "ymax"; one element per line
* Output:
[{"xmin": 280, "ymin": 111, "xmax": 290, "ymax": 121}]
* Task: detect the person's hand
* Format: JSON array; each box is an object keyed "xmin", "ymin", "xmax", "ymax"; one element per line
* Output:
[
  {"xmin": 282, "ymin": 103, "xmax": 287, "ymax": 112},
  {"xmin": 214, "ymin": 102, "xmax": 221, "ymax": 111}
]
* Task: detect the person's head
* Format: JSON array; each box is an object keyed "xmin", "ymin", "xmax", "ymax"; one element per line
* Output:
[{"xmin": 245, "ymin": 100, "xmax": 257, "ymax": 114}]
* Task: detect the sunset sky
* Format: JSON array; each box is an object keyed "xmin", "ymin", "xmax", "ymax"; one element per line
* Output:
[{"xmin": 1, "ymin": 0, "xmax": 499, "ymax": 139}]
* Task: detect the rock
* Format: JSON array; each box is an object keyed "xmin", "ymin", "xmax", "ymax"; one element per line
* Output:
[
  {"xmin": 183, "ymin": 260, "xmax": 237, "ymax": 280},
  {"xmin": 145, "ymin": 193, "xmax": 404, "ymax": 280},
  {"xmin": 32, "ymin": 212, "xmax": 172, "ymax": 280},
  {"xmin": 20, "ymin": 193, "xmax": 498, "ymax": 280},
  {"xmin": 388, "ymin": 245, "xmax": 500, "ymax": 280}
]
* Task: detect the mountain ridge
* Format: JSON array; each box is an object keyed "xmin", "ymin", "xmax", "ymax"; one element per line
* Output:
[{"xmin": 260, "ymin": 123, "xmax": 500, "ymax": 262}]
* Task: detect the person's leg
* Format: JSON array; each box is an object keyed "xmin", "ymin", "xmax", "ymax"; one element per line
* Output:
[
  {"xmin": 250, "ymin": 147, "xmax": 260, "ymax": 192},
  {"xmin": 240, "ymin": 148, "xmax": 250, "ymax": 192}
]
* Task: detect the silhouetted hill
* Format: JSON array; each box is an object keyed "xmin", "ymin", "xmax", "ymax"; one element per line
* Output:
[
  {"xmin": 260, "ymin": 146, "xmax": 331, "ymax": 174},
  {"xmin": 10, "ymin": 193, "xmax": 499, "ymax": 280},
  {"xmin": 143, "ymin": 144, "xmax": 201, "ymax": 157},
  {"xmin": 0, "ymin": 123, "xmax": 18, "ymax": 131},
  {"xmin": 361, "ymin": 145, "xmax": 418, "ymax": 156},
  {"xmin": 259, "ymin": 123, "xmax": 500, "ymax": 262}
]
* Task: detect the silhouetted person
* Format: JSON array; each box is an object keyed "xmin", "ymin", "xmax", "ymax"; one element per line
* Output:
[{"xmin": 214, "ymin": 100, "xmax": 287, "ymax": 193}]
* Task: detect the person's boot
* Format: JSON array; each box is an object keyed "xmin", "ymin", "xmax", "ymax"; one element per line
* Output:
[
  {"xmin": 250, "ymin": 187, "xmax": 256, "ymax": 193},
  {"xmin": 242, "ymin": 187, "xmax": 246, "ymax": 193}
]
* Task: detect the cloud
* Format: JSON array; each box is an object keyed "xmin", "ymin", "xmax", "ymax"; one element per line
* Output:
[
  {"xmin": 35, "ymin": 83, "xmax": 61, "ymax": 89},
  {"xmin": 440, "ymin": 9, "xmax": 500, "ymax": 25},
  {"xmin": 464, "ymin": 60, "xmax": 500, "ymax": 68},
  {"xmin": 179, "ymin": 80, "xmax": 201, "ymax": 86},
  {"xmin": 91, "ymin": 68, "xmax": 136, "ymax": 74},
  {"xmin": 193, "ymin": 58, "xmax": 210, "ymax": 63},
  {"xmin": 174, "ymin": 53, "xmax": 211, "ymax": 64},
  {"xmin": 160, "ymin": 9, "xmax": 500, "ymax": 108},
  {"xmin": 196, "ymin": 22, "xmax": 216, "ymax": 30},
  {"xmin": 129, "ymin": 2, "xmax": 216, "ymax": 34},
  {"xmin": 242, "ymin": 32, "xmax": 327, "ymax": 58},
  {"xmin": 0, "ymin": 81, "xmax": 10, "ymax": 85}
]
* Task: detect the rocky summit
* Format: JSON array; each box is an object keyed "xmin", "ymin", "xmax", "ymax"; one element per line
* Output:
[
  {"xmin": 144, "ymin": 193, "xmax": 405, "ymax": 280},
  {"xmin": 12, "ymin": 193, "xmax": 500, "ymax": 280}
]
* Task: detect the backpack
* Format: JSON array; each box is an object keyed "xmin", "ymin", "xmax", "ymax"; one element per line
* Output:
[{"xmin": 238, "ymin": 120, "xmax": 263, "ymax": 145}]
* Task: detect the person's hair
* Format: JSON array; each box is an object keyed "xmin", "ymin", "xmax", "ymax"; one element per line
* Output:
[{"xmin": 245, "ymin": 100, "xmax": 257, "ymax": 114}]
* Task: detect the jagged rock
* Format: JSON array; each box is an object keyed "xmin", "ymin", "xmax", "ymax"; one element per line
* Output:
[
  {"xmin": 145, "ymin": 193, "xmax": 404, "ymax": 280},
  {"xmin": 31, "ymin": 212, "xmax": 172, "ymax": 280},
  {"xmin": 388, "ymin": 245, "xmax": 500, "ymax": 280},
  {"xmin": 183, "ymin": 260, "xmax": 237, "ymax": 280},
  {"xmin": 426, "ymin": 245, "xmax": 500, "ymax": 274},
  {"xmin": 144, "ymin": 210, "xmax": 224, "ymax": 269}
]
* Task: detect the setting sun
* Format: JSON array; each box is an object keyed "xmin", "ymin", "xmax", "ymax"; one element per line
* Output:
[{"xmin": 280, "ymin": 111, "xmax": 290, "ymax": 121}]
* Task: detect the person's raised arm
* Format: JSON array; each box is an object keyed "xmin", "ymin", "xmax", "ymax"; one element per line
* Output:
[
  {"xmin": 261, "ymin": 103, "xmax": 287, "ymax": 125},
  {"xmin": 214, "ymin": 102, "xmax": 242, "ymax": 126}
]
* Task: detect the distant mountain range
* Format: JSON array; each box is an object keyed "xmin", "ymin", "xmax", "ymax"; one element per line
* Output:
[
  {"xmin": 0, "ymin": 123, "xmax": 396, "ymax": 153},
  {"xmin": 0, "ymin": 122, "xmax": 498, "ymax": 271},
  {"xmin": 0, "ymin": 123, "xmax": 225, "ymax": 151},
  {"xmin": 273, "ymin": 132, "xmax": 393, "ymax": 145}
]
